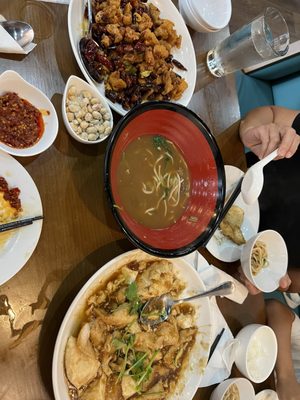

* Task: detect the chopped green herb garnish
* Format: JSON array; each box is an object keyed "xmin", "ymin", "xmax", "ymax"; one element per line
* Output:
[
  {"xmin": 153, "ymin": 135, "xmax": 172, "ymax": 154},
  {"xmin": 125, "ymin": 282, "xmax": 142, "ymax": 315}
]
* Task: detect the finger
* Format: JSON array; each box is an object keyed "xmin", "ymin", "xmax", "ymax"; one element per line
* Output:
[
  {"xmin": 244, "ymin": 280, "xmax": 261, "ymax": 295},
  {"xmin": 253, "ymin": 126, "xmax": 271, "ymax": 159},
  {"xmin": 261, "ymin": 124, "xmax": 281, "ymax": 158},
  {"xmin": 277, "ymin": 127, "xmax": 299, "ymax": 158},
  {"xmin": 237, "ymin": 267, "xmax": 261, "ymax": 295},
  {"xmin": 284, "ymin": 134, "xmax": 300, "ymax": 158},
  {"xmin": 279, "ymin": 274, "xmax": 291, "ymax": 291}
]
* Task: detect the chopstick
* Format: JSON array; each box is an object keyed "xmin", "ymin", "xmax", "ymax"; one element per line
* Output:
[
  {"xmin": 208, "ymin": 327, "xmax": 225, "ymax": 362},
  {"xmin": 204, "ymin": 176, "xmax": 243, "ymax": 245},
  {"xmin": 0, "ymin": 216, "xmax": 43, "ymax": 233}
]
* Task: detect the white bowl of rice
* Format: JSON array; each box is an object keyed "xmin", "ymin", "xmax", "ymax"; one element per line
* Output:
[
  {"xmin": 255, "ymin": 389, "xmax": 279, "ymax": 400},
  {"xmin": 234, "ymin": 324, "xmax": 278, "ymax": 384},
  {"xmin": 240, "ymin": 229, "xmax": 288, "ymax": 292},
  {"xmin": 210, "ymin": 377, "xmax": 255, "ymax": 400}
]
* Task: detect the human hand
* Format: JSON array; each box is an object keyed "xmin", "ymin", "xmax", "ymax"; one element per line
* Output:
[
  {"xmin": 237, "ymin": 267, "xmax": 291, "ymax": 295},
  {"xmin": 241, "ymin": 123, "xmax": 300, "ymax": 160}
]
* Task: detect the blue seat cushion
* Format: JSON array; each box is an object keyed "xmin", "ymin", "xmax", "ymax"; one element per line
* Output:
[
  {"xmin": 248, "ymin": 52, "xmax": 300, "ymax": 81},
  {"xmin": 235, "ymin": 71, "xmax": 274, "ymax": 117},
  {"xmin": 272, "ymin": 72, "xmax": 300, "ymax": 110}
]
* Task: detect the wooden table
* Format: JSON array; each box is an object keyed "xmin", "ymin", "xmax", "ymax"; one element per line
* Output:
[{"xmin": 0, "ymin": 1, "xmax": 270, "ymax": 399}]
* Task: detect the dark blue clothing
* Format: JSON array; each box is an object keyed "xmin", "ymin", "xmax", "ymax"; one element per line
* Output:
[{"xmin": 246, "ymin": 113, "xmax": 300, "ymax": 266}]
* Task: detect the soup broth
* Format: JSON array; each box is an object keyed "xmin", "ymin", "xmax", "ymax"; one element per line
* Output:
[{"xmin": 116, "ymin": 135, "xmax": 190, "ymax": 229}]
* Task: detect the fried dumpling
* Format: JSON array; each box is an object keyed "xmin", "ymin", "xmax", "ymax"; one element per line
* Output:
[
  {"xmin": 220, "ymin": 205, "xmax": 246, "ymax": 245},
  {"xmin": 65, "ymin": 325, "xmax": 100, "ymax": 389}
]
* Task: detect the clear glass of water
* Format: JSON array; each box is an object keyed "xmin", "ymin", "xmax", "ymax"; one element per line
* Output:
[{"xmin": 206, "ymin": 7, "xmax": 289, "ymax": 78}]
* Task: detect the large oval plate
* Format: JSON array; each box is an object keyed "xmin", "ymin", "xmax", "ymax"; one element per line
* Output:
[
  {"xmin": 52, "ymin": 249, "xmax": 213, "ymax": 400},
  {"xmin": 68, "ymin": 0, "xmax": 196, "ymax": 116},
  {"xmin": 206, "ymin": 165, "xmax": 260, "ymax": 262},
  {"xmin": 0, "ymin": 150, "xmax": 43, "ymax": 285}
]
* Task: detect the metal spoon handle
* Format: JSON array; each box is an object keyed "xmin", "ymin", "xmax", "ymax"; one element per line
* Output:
[
  {"xmin": 173, "ymin": 281, "xmax": 235, "ymax": 305},
  {"xmin": 87, "ymin": 0, "xmax": 93, "ymax": 37}
]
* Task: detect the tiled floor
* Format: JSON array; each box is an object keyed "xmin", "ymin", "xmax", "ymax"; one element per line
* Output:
[{"xmin": 230, "ymin": 0, "xmax": 300, "ymax": 43}]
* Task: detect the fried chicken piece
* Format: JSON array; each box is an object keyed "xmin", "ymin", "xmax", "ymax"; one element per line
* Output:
[{"xmin": 220, "ymin": 205, "xmax": 246, "ymax": 245}]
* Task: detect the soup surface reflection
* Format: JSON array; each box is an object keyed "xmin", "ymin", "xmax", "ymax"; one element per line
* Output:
[{"xmin": 116, "ymin": 135, "xmax": 190, "ymax": 229}]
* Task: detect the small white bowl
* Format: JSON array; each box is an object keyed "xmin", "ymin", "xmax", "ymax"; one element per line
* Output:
[
  {"xmin": 210, "ymin": 377, "xmax": 255, "ymax": 400},
  {"xmin": 240, "ymin": 230, "xmax": 288, "ymax": 293},
  {"xmin": 256, "ymin": 389, "xmax": 279, "ymax": 400},
  {"xmin": 188, "ymin": 0, "xmax": 232, "ymax": 31},
  {"xmin": 62, "ymin": 75, "xmax": 113, "ymax": 144},
  {"xmin": 0, "ymin": 70, "xmax": 58, "ymax": 157},
  {"xmin": 179, "ymin": 0, "xmax": 218, "ymax": 32},
  {"xmin": 234, "ymin": 324, "xmax": 278, "ymax": 384}
]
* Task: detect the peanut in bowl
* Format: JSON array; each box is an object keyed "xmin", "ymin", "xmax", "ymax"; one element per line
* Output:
[{"xmin": 62, "ymin": 75, "xmax": 113, "ymax": 144}]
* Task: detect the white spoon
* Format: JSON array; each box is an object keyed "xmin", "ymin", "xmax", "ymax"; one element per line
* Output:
[{"xmin": 241, "ymin": 148, "xmax": 278, "ymax": 205}]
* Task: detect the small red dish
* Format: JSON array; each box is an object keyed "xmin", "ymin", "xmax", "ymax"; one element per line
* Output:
[{"xmin": 104, "ymin": 101, "xmax": 225, "ymax": 257}]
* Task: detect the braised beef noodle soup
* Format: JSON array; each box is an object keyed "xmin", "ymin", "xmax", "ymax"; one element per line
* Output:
[{"xmin": 116, "ymin": 135, "xmax": 190, "ymax": 229}]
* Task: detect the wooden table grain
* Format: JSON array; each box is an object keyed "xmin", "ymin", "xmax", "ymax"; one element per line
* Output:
[{"xmin": 0, "ymin": 1, "xmax": 271, "ymax": 399}]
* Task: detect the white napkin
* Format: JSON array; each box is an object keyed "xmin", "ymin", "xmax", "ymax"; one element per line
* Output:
[
  {"xmin": 184, "ymin": 251, "xmax": 249, "ymax": 304},
  {"xmin": 0, "ymin": 15, "xmax": 36, "ymax": 55},
  {"xmin": 183, "ymin": 251, "xmax": 248, "ymax": 387},
  {"xmin": 200, "ymin": 298, "xmax": 238, "ymax": 387}
]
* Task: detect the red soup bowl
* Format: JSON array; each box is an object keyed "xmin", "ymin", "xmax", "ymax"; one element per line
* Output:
[{"xmin": 104, "ymin": 101, "xmax": 225, "ymax": 257}]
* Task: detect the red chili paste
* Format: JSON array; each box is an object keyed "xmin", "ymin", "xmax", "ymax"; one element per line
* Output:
[
  {"xmin": 0, "ymin": 176, "xmax": 22, "ymax": 211},
  {"xmin": 0, "ymin": 92, "xmax": 44, "ymax": 148}
]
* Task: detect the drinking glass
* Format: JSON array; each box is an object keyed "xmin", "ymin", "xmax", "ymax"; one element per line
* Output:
[{"xmin": 206, "ymin": 7, "xmax": 289, "ymax": 78}]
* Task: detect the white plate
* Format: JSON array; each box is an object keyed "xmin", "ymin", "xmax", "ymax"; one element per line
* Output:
[
  {"xmin": 0, "ymin": 70, "xmax": 59, "ymax": 157},
  {"xmin": 52, "ymin": 249, "xmax": 213, "ymax": 400},
  {"xmin": 206, "ymin": 165, "xmax": 260, "ymax": 262},
  {"xmin": 0, "ymin": 150, "xmax": 43, "ymax": 285},
  {"xmin": 68, "ymin": 0, "xmax": 196, "ymax": 116}
]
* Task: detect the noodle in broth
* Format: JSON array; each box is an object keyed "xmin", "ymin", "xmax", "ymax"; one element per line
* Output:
[{"xmin": 116, "ymin": 135, "xmax": 190, "ymax": 229}]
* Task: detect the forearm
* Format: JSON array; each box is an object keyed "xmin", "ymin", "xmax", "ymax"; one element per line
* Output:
[
  {"xmin": 239, "ymin": 106, "xmax": 300, "ymax": 158},
  {"xmin": 240, "ymin": 106, "xmax": 299, "ymax": 140}
]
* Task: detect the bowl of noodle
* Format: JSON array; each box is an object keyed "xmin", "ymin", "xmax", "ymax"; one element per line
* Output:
[
  {"xmin": 104, "ymin": 101, "xmax": 225, "ymax": 257},
  {"xmin": 240, "ymin": 230, "xmax": 288, "ymax": 293},
  {"xmin": 210, "ymin": 377, "xmax": 255, "ymax": 400}
]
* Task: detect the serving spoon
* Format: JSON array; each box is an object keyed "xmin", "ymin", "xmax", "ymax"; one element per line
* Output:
[
  {"xmin": 78, "ymin": 0, "xmax": 103, "ymax": 83},
  {"xmin": 241, "ymin": 148, "xmax": 278, "ymax": 205},
  {"xmin": 139, "ymin": 281, "xmax": 235, "ymax": 326},
  {"xmin": 0, "ymin": 20, "xmax": 34, "ymax": 48}
]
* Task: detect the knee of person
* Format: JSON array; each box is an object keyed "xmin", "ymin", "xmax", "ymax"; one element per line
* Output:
[
  {"xmin": 266, "ymin": 299, "xmax": 286, "ymax": 314},
  {"xmin": 266, "ymin": 298, "xmax": 293, "ymax": 320}
]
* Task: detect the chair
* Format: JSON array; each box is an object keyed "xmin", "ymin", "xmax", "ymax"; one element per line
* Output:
[{"xmin": 235, "ymin": 40, "xmax": 300, "ymax": 118}]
